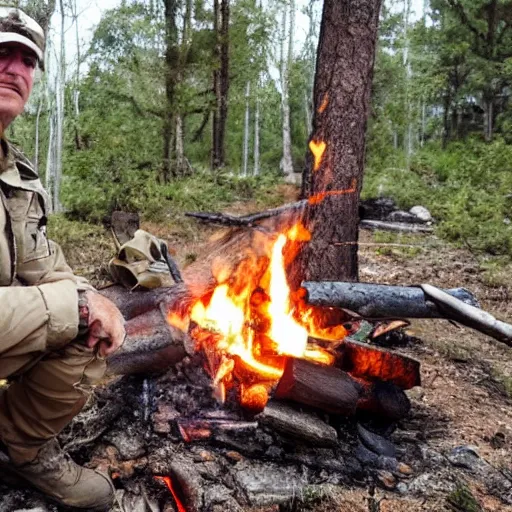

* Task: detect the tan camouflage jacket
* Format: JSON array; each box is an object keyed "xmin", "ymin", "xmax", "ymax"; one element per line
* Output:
[{"xmin": 0, "ymin": 140, "xmax": 87, "ymax": 362}]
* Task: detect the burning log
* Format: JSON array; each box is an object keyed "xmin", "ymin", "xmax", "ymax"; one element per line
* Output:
[
  {"xmin": 274, "ymin": 358, "xmax": 362, "ymax": 415},
  {"xmin": 274, "ymin": 359, "xmax": 411, "ymax": 421},
  {"xmin": 334, "ymin": 338, "xmax": 421, "ymax": 390},
  {"xmin": 176, "ymin": 419, "xmax": 258, "ymax": 443},
  {"xmin": 256, "ymin": 400, "xmax": 338, "ymax": 447}
]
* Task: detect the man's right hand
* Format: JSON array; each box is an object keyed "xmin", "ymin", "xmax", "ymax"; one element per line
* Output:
[{"xmin": 82, "ymin": 291, "xmax": 126, "ymax": 357}]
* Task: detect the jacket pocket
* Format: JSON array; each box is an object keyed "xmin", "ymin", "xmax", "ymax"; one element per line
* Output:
[{"xmin": 23, "ymin": 193, "xmax": 50, "ymax": 263}]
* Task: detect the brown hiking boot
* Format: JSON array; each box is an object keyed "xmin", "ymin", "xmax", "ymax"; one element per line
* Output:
[{"xmin": 1, "ymin": 439, "xmax": 115, "ymax": 511}]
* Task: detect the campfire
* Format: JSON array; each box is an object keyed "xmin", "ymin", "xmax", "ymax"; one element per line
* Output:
[{"xmin": 160, "ymin": 221, "xmax": 420, "ymax": 423}]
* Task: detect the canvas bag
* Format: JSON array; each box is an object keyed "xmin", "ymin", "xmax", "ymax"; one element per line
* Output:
[{"xmin": 109, "ymin": 229, "xmax": 175, "ymax": 289}]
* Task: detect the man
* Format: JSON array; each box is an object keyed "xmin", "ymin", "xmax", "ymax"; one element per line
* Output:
[{"xmin": 0, "ymin": 6, "xmax": 125, "ymax": 511}]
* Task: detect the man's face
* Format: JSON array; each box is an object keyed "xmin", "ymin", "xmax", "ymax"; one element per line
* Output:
[{"xmin": 0, "ymin": 42, "xmax": 37, "ymax": 125}]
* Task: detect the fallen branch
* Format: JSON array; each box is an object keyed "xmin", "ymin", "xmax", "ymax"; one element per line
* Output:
[
  {"xmin": 421, "ymin": 284, "xmax": 512, "ymax": 347},
  {"xmin": 185, "ymin": 200, "xmax": 306, "ymax": 228},
  {"xmin": 360, "ymin": 219, "xmax": 433, "ymax": 233},
  {"xmin": 303, "ymin": 282, "xmax": 479, "ymax": 317},
  {"xmin": 303, "ymin": 281, "xmax": 512, "ymax": 347}
]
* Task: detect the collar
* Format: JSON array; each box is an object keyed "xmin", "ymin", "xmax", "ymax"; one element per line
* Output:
[{"xmin": 0, "ymin": 138, "xmax": 23, "ymax": 189}]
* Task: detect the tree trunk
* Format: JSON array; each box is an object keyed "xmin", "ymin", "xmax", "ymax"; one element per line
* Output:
[
  {"xmin": 212, "ymin": 0, "xmax": 230, "ymax": 170},
  {"xmin": 280, "ymin": 3, "xmax": 294, "ymax": 178},
  {"xmin": 34, "ymin": 90, "xmax": 43, "ymax": 174},
  {"xmin": 242, "ymin": 81, "xmax": 250, "ymax": 177},
  {"xmin": 295, "ymin": 0, "xmax": 382, "ymax": 285},
  {"xmin": 174, "ymin": 0, "xmax": 193, "ymax": 176},
  {"xmin": 253, "ymin": 80, "xmax": 260, "ymax": 176},
  {"xmin": 53, "ymin": 0, "xmax": 66, "ymax": 212},
  {"xmin": 162, "ymin": 0, "xmax": 179, "ymax": 183}
]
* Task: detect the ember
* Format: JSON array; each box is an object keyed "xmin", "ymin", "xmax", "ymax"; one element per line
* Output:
[{"xmin": 155, "ymin": 476, "xmax": 187, "ymax": 512}]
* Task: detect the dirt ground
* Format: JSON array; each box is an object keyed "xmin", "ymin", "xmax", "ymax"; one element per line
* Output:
[{"xmin": 46, "ymin": 185, "xmax": 512, "ymax": 511}]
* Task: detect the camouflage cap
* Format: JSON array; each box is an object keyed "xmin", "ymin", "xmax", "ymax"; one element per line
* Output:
[{"xmin": 0, "ymin": 6, "xmax": 44, "ymax": 66}]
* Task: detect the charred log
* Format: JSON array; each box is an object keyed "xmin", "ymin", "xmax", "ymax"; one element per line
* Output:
[
  {"xmin": 107, "ymin": 309, "xmax": 190, "ymax": 376},
  {"xmin": 360, "ymin": 220, "xmax": 433, "ymax": 233},
  {"xmin": 357, "ymin": 381, "xmax": 411, "ymax": 421},
  {"xmin": 274, "ymin": 358, "xmax": 362, "ymax": 415},
  {"xmin": 256, "ymin": 400, "xmax": 338, "ymax": 447},
  {"xmin": 302, "ymin": 282, "xmax": 479, "ymax": 318}
]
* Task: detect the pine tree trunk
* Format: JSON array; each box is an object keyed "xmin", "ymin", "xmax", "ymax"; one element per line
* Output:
[{"xmin": 294, "ymin": 0, "xmax": 382, "ymax": 285}]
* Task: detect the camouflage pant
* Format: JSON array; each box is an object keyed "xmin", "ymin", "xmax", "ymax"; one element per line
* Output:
[{"xmin": 0, "ymin": 341, "xmax": 105, "ymax": 465}]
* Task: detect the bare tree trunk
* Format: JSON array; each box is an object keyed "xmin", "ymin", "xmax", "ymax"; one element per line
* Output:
[
  {"xmin": 242, "ymin": 81, "xmax": 250, "ymax": 177},
  {"xmin": 403, "ymin": 0, "xmax": 413, "ymax": 169},
  {"xmin": 280, "ymin": 2, "xmax": 294, "ymax": 178},
  {"xmin": 175, "ymin": 0, "xmax": 193, "ymax": 175},
  {"xmin": 53, "ymin": 0, "xmax": 66, "ymax": 212},
  {"xmin": 483, "ymin": 95, "xmax": 494, "ymax": 142},
  {"xmin": 71, "ymin": 0, "xmax": 82, "ymax": 150},
  {"xmin": 212, "ymin": 0, "xmax": 230, "ymax": 170},
  {"xmin": 253, "ymin": 80, "xmax": 260, "ymax": 176},
  {"xmin": 162, "ymin": 0, "xmax": 179, "ymax": 182},
  {"xmin": 34, "ymin": 89, "xmax": 43, "ymax": 174},
  {"xmin": 293, "ymin": 0, "xmax": 382, "ymax": 286}
]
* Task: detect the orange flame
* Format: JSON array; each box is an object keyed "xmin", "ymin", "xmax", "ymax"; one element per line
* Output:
[
  {"xmin": 308, "ymin": 178, "xmax": 357, "ymax": 205},
  {"xmin": 309, "ymin": 139, "xmax": 327, "ymax": 172},
  {"xmin": 318, "ymin": 93, "xmax": 329, "ymax": 113},
  {"xmin": 178, "ymin": 222, "xmax": 348, "ymax": 409},
  {"xmin": 155, "ymin": 476, "xmax": 187, "ymax": 512}
]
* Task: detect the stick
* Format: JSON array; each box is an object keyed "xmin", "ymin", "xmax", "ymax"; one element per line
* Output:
[
  {"xmin": 360, "ymin": 220, "xmax": 433, "ymax": 233},
  {"xmin": 185, "ymin": 200, "xmax": 306, "ymax": 227},
  {"xmin": 421, "ymin": 284, "xmax": 512, "ymax": 347}
]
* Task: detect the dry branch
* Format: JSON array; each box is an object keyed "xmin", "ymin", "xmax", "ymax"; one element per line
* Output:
[{"xmin": 360, "ymin": 219, "xmax": 433, "ymax": 233}]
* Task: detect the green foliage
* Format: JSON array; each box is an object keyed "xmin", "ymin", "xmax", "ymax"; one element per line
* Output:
[
  {"xmin": 363, "ymin": 137, "xmax": 512, "ymax": 259},
  {"xmin": 446, "ymin": 482, "xmax": 482, "ymax": 512}
]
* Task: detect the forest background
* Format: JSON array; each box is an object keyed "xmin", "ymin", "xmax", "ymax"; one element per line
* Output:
[{"xmin": 9, "ymin": 0, "xmax": 512, "ymax": 279}]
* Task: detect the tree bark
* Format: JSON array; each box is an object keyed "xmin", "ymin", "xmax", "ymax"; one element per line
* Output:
[
  {"xmin": 162, "ymin": 0, "xmax": 179, "ymax": 182},
  {"xmin": 242, "ymin": 81, "xmax": 250, "ymax": 176},
  {"xmin": 280, "ymin": 2, "xmax": 294, "ymax": 178},
  {"xmin": 212, "ymin": 0, "xmax": 230, "ymax": 170},
  {"xmin": 296, "ymin": 0, "xmax": 382, "ymax": 285}
]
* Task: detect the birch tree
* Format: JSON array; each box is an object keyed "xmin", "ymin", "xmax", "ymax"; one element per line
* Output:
[{"xmin": 279, "ymin": 0, "xmax": 294, "ymax": 180}]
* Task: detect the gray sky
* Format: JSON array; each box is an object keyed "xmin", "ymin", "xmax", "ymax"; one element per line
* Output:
[{"xmin": 47, "ymin": 0, "xmax": 425, "ymax": 82}]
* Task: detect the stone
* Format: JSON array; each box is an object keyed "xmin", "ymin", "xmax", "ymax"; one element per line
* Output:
[
  {"xmin": 357, "ymin": 424, "xmax": 396, "ymax": 457},
  {"xmin": 225, "ymin": 451, "xmax": 244, "ymax": 462},
  {"xmin": 397, "ymin": 462, "xmax": 414, "ymax": 476},
  {"xmin": 377, "ymin": 470, "xmax": 397, "ymax": 489},
  {"xmin": 409, "ymin": 206, "xmax": 432, "ymax": 222},
  {"xmin": 234, "ymin": 461, "xmax": 306, "ymax": 507},
  {"xmin": 105, "ymin": 428, "xmax": 146, "ymax": 460},
  {"xmin": 388, "ymin": 211, "xmax": 422, "ymax": 224}
]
